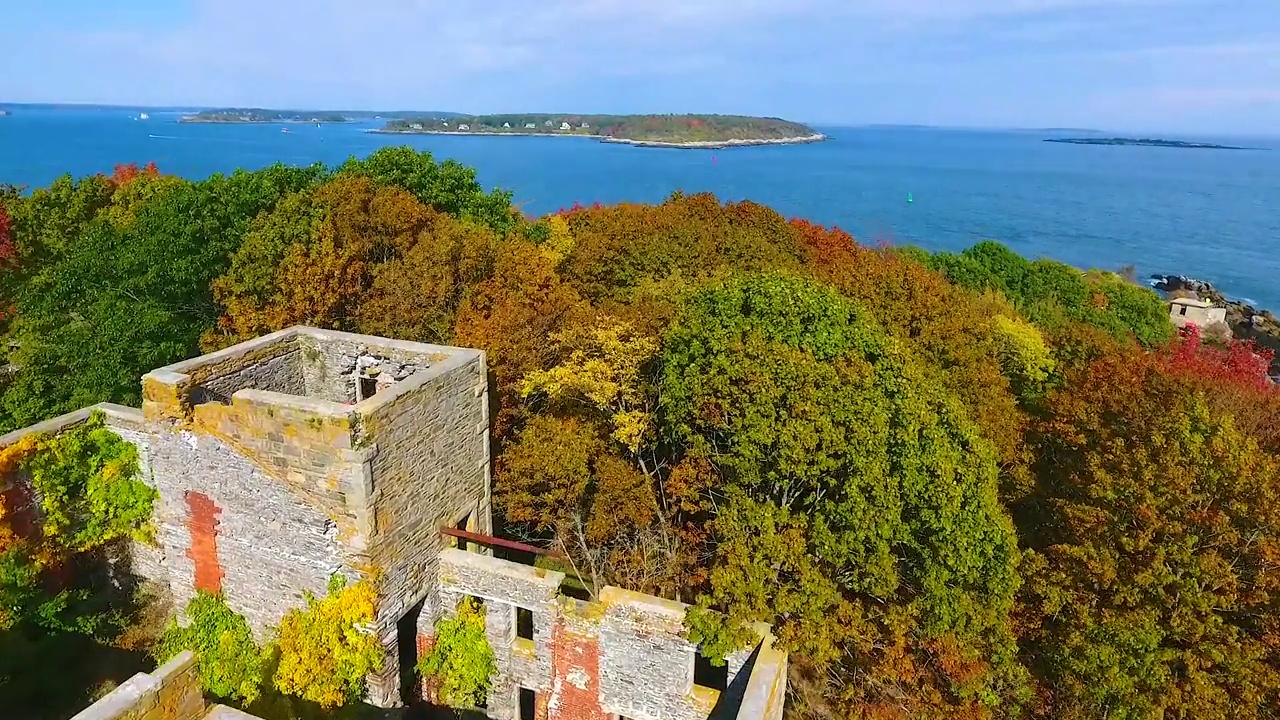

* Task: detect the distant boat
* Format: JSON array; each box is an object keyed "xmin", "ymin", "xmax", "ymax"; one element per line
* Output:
[
  {"xmin": 907, "ymin": 192, "xmax": 914, "ymax": 203},
  {"xmin": 281, "ymin": 128, "xmax": 290, "ymax": 134},
  {"xmin": 315, "ymin": 123, "xmax": 321, "ymax": 128},
  {"xmin": 139, "ymin": 112, "xmax": 150, "ymax": 120}
]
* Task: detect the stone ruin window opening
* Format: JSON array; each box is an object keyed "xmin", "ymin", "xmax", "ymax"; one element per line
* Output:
[
  {"xmin": 357, "ymin": 375, "xmax": 379, "ymax": 402},
  {"xmin": 519, "ymin": 687, "xmax": 536, "ymax": 720},
  {"xmin": 515, "ymin": 606, "xmax": 534, "ymax": 641},
  {"xmin": 693, "ymin": 647, "xmax": 728, "ymax": 693},
  {"xmin": 1179, "ymin": 305, "xmax": 1189, "ymax": 316}
]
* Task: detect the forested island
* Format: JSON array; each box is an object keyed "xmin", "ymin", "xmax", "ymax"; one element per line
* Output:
[
  {"xmin": 374, "ymin": 113, "xmax": 824, "ymax": 148},
  {"xmin": 2, "ymin": 149, "xmax": 1279, "ymax": 720},
  {"xmin": 1045, "ymin": 137, "xmax": 1250, "ymax": 149},
  {"xmin": 181, "ymin": 109, "xmax": 352, "ymax": 123},
  {"xmin": 178, "ymin": 108, "xmax": 461, "ymax": 124}
]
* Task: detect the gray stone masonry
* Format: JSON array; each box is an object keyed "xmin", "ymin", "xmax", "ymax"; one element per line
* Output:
[
  {"xmin": 437, "ymin": 549, "xmax": 771, "ymax": 720},
  {"xmin": 69, "ymin": 650, "xmax": 273, "ymax": 720},
  {"xmin": 147, "ymin": 425, "xmax": 350, "ymax": 636},
  {"xmin": 297, "ymin": 333, "xmax": 440, "ymax": 404},
  {"xmin": 196, "ymin": 339, "xmax": 304, "ymax": 403},
  {"xmin": 437, "ymin": 549, "xmax": 564, "ymax": 720},
  {"xmin": 14, "ymin": 324, "xmax": 786, "ymax": 720}
]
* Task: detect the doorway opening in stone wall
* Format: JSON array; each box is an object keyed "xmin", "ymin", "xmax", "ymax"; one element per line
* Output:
[{"xmin": 398, "ymin": 597, "xmax": 427, "ymax": 709}]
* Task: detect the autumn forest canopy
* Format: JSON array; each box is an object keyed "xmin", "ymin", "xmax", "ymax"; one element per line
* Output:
[{"xmin": 2, "ymin": 148, "xmax": 1280, "ymax": 719}]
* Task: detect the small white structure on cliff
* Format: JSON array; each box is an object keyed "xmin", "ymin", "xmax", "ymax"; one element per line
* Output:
[{"xmin": 1169, "ymin": 296, "xmax": 1228, "ymax": 330}]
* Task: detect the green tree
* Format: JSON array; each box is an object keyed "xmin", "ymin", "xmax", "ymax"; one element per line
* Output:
[
  {"xmin": 272, "ymin": 576, "xmax": 383, "ymax": 708},
  {"xmin": 1019, "ymin": 348, "xmax": 1280, "ymax": 719},
  {"xmin": 21, "ymin": 412, "xmax": 154, "ymax": 552},
  {"xmin": 660, "ymin": 273, "xmax": 1025, "ymax": 716},
  {"xmin": 0, "ymin": 164, "xmax": 325, "ymax": 430},
  {"xmin": 338, "ymin": 147, "xmax": 516, "ymax": 235}
]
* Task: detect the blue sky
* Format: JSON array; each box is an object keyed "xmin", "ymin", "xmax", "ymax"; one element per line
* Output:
[{"xmin": 1, "ymin": 0, "xmax": 1277, "ymax": 134}]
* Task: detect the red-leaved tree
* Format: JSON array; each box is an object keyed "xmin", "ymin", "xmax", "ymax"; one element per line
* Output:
[
  {"xmin": 1159, "ymin": 324, "xmax": 1280, "ymax": 449},
  {"xmin": 1162, "ymin": 325, "xmax": 1274, "ymax": 391},
  {"xmin": 0, "ymin": 202, "xmax": 13, "ymax": 266},
  {"xmin": 110, "ymin": 161, "xmax": 160, "ymax": 188}
]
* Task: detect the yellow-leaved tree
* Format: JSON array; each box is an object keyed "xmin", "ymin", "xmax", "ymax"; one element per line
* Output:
[
  {"xmin": 271, "ymin": 575, "xmax": 383, "ymax": 708},
  {"xmin": 519, "ymin": 320, "xmax": 659, "ymax": 454}
]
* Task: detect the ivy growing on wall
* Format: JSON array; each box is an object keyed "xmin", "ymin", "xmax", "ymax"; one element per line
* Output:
[
  {"xmin": 156, "ymin": 591, "xmax": 267, "ymax": 703},
  {"xmin": 20, "ymin": 411, "xmax": 156, "ymax": 552},
  {"xmin": 418, "ymin": 596, "xmax": 495, "ymax": 709},
  {"xmin": 0, "ymin": 413, "xmax": 155, "ymax": 640},
  {"xmin": 272, "ymin": 574, "xmax": 383, "ymax": 708}
]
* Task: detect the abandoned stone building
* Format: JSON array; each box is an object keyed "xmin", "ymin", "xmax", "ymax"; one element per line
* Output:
[{"xmin": 0, "ymin": 326, "xmax": 787, "ymax": 720}]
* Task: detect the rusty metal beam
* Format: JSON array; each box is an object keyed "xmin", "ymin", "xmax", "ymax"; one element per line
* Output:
[{"xmin": 439, "ymin": 526, "xmax": 560, "ymax": 558}]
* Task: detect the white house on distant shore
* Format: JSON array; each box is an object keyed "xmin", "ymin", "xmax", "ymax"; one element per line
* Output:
[
  {"xmin": 560, "ymin": 122, "xmax": 571, "ymax": 130},
  {"xmin": 525, "ymin": 122, "xmax": 537, "ymax": 129}
]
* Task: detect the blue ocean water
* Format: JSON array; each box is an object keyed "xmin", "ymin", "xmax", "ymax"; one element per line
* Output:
[{"xmin": 2, "ymin": 105, "xmax": 1277, "ymax": 309}]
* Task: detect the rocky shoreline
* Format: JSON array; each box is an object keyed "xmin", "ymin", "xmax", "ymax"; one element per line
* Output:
[
  {"xmin": 1151, "ymin": 274, "xmax": 1280, "ymax": 376},
  {"xmin": 366, "ymin": 128, "xmax": 827, "ymax": 149}
]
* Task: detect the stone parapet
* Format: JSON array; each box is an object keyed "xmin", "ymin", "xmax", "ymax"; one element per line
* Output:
[{"xmin": 69, "ymin": 651, "xmax": 206, "ymax": 720}]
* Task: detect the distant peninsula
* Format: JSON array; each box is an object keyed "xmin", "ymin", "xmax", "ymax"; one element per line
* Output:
[
  {"xmin": 372, "ymin": 113, "xmax": 825, "ymax": 148},
  {"xmin": 178, "ymin": 108, "xmax": 462, "ymax": 124},
  {"xmin": 1045, "ymin": 137, "xmax": 1250, "ymax": 150}
]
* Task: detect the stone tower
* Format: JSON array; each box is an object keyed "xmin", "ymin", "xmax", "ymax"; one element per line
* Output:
[{"xmin": 140, "ymin": 326, "xmax": 490, "ymax": 705}]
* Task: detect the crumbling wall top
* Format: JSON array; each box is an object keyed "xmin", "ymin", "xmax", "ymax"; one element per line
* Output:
[{"xmin": 141, "ymin": 326, "xmax": 481, "ymax": 424}]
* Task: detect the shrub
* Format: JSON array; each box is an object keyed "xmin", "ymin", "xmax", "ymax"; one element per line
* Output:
[
  {"xmin": 272, "ymin": 575, "xmax": 383, "ymax": 708},
  {"xmin": 417, "ymin": 596, "xmax": 495, "ymax": 709},
  {"xmin": 156, "ymin": 592, "xmax": 266, "ymax": 703}
]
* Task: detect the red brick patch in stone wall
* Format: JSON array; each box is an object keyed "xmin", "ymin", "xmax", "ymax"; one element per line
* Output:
[
  {"xmin": 184, "ymin": 491, "xmax": 224, "ymax": 593},
  {"xmin": 417, "ymin": 633, "xmax": 436, "ymax": 703},
  {"xmin": 1, "ymin": 479, "xmax": 37, "ymax": 539},
  {"xmin": 548, "ymin": 622, "xmax": 608, "ymax": 720}
]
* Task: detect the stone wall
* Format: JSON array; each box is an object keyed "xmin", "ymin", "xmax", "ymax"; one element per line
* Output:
[
  {"xmin": 69, "ymin": 651, "xmax": 269, "ymax": 720},
  {"xmin": 141, "ymin": 327, "xmax": 489, "ymax": 706},
  {"xmin": 195, "ymin": 338, "xmax": 304, "ymax": 404},
  {"xmin": 436, "ymin": 550, "xmax": 563, "ymax": 720},
  {"xmin": 69, "ymin": 651, "xmax": 206, "ymax": 720},
  {"xmin": 362, "ymin": 347, "xmax": 490, "ymax": 632},
  {"xmin": 434, "ymin": 549, "xmax": 772, "ymax": 720},
  {"xmin": 296, "ymin": 332, "xmax": 445, "ymax": 404},
  {"xmin": 146, "ymin": 425, "xmax": 350, "ymax": 636}
]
